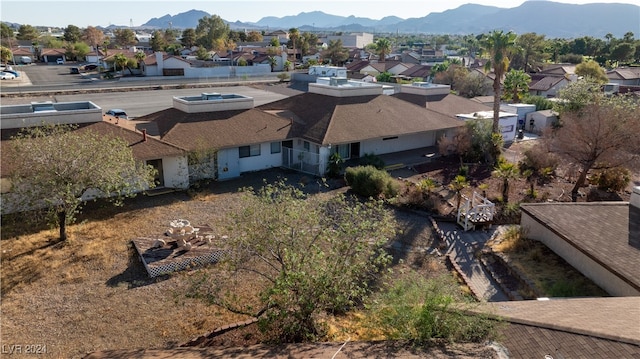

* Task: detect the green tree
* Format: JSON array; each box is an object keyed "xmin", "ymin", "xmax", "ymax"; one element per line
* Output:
[
  {"xmin": 610, "ymin": 42, "xmax": 636, "ymax": 64},
  {"xmin": 189, "ymin": 181, "xmax": 396, "ymax": 342},
  {"xmin": 1, "ymin": 23, "xmax": 15, "ymax": 47},
  {"xmin": 0, "ymin": 46, "xmax": 13, "ymax": 64},
  {"xmin": 150, "ymin": 30, "xmax": 167, "ymax": 52},
  {"xmin": 502, "ymin": 69, "xmax": 531, "ymax": 103},
  {"xmin": 575, "ymin": 60, "xmax": 608, "ymax": 84},
  {"xmin": 550, "ymin": 80, "xmax": 640, "ymax": 201},
  {"xmin": 376, "ymin": 71, "xmax": 393, "ymax": 83},
  {"xmin": 195, "ymin": 45, "xmax": 209, "ymax": 60},
  {"xmin": 180, "ymin": 28, "xmax": 197, "ymax": 48},
  {"xmin": 301, "ymin": 32, "xmax": 318, "ymax": 57},
  {"xmin": 3, "ymin": 124, "xmax": 156, "ymax": 241},
  {"xmin": 195, "ymin": 15, "xmax": 230, "ymax": 50},
  {"xmin": 16, "ymin": 24, "xmax": 39, "ymax": 41},
  {"xmin": 492, "ymin": 160, "xmax": 519, "ymax": 203},
  {"xmin": 113, "ymin": 53, "xmax": 128, "ymax": 73},
  {"xmin": 73, "ymin": 42, "xmax": 90, "ymax": 61},
  {"xmin": 375, "ymin": 38, "xmax": 392, "ymax": 62},
  {"xmin": 514, "ymin": 32, "xmax": 546, "ymax": 72},
  {"xmin": 480, "ymin": 30, "xmax": 518, "ymax": 164},
  {"xmin": 114, "ymin": 28, "xmax": 137, "ymax": 48},
  {"xmin": 63, "ymin": 24, "xmax": 82, "ymax": 43},
  {"xmin": 269, "ymin": 37, "xmax": 280, "ymax": 47},
  {"xmin": 324, "ymin": 39, "xmax": 348, "ymax": 65}
]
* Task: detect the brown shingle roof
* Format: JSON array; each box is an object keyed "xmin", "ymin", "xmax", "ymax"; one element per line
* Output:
[
  {"xmin": 137, "ymin": 108, "xmax": 293, "ymax": 151},
  {"xmin": 392, "ymin": 93, "xmax": 492, "ymax": 117},
  {"xmin": 1, "ymin": 122, "xmax": 185, "ymax": 177},
  {"xmin": 529, "ymin": 76, "xmax": 565, "ymax": 91},
  {"xmin": 258, "ymin": 93, "xmax": 463, "ymax": 146},
  {"xmin": 520, "ymin": 202, "xmax": 640, "ymax": 291}
]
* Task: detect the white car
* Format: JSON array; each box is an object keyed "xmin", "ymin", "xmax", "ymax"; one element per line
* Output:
[
  {"xmin": 56, "ymin": 58, "xmax": 65, "ymax": 65},
  {"xmin": 0, "ymin": 71, "xmax": 16, "ymax": 80}
]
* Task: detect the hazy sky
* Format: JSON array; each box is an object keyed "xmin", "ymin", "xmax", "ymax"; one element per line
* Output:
[{"xmin": 2, "ymin": 0, "xmax": 639, "ymax": 28}]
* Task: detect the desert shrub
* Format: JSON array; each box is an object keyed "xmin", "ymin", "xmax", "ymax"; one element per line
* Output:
[
  {"xmin": 365, "ymin": 274, "xmax": 501, "ymax": 343},
  {"xmin": 345, "ymin": 166, "xmax": 399, "ymax": 198},
  {"xmin": 523, "ymin": 95, "xmax": 554, "ymax": 111},
  {"xmin": 497, "ymin": 226, "xmax": 532, "ymax": 253},
  {"xmin": 591, "ymin": 167, "xmax": 631, "ymax": 192},
  {"xmin": 359, "ymin": 153, "xmax": 385, "ymax": 169}
]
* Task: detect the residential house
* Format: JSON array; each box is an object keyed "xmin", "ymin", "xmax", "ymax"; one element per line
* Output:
[
  {"xmin": 529, "ymin": 75, "xmax": 574, "ymax": 98},
  {"xmin": 133, "ymin": 80, "xmax": 464, "ymax": 181},
  {"xmin": 355, "ymin": 60, "xmax": 412, "ymax": 77},
  {"xmin": 398, "ymin": 64, "xmax": 433, "ymax": 81},
  {"xmin": 606, "ymin": 67, "xmax": 640, "ymax": 86},
  {"xmin": 520, "ymin": 186, "xmax": 640, "ymax": 296},
  {"xmin": 456, "ymin": 110, "xmax": 519, "ymax": 142},
  {"xmin": 0, "ymin": 101, "xmax": 188, "ymax": 211}
]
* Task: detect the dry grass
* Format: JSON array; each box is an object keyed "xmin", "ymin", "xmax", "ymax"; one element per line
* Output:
[
  {"xmin": 487, "ymin": 226, "xmax": 608, "ymax": 298},
  {"xmin": 1, "ymin": 172, "xmax": 456, "ymax": 358}
]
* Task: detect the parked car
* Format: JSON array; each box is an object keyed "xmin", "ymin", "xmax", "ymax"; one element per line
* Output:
[
  {"xmin": 84, "ymin": 64, "xmax": 98, "ymax": 71},
  {"xmin": 2, "ymin": 69, "xmax": 19, "ymax": 77},
  {"xmin": 56, "ymin": 58, "xmax": 64, "ymax": 65},
  {"xmin": 70, "ymin": 67, "xmax": 80, "ymax": 74},
  {"xmin": 0, "ymin": 71, "xmax": 16, "ymax": 80},
  {"xmin": 104, "ymin": 109, "xmax": 128, "ymax": 120}
]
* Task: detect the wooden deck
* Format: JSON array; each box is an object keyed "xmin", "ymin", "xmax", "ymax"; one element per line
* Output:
[{"xmin": 131, "ymin": 225, "xmax": 229, "ymax": 277}]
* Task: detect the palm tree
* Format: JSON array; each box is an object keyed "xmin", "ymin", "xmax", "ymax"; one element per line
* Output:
[
  {"xmin": 449, "ymin": 175, "xmax": 469, "ymax": 213},
  {"xmin": 480, "ymin": 30, "xmax": 517, "ymax": 162},
  {"xmin": 134, "ymin": 51, "xmax": 146, "ymax": 69},
  {"xmin": 491, "ymin": 161, "xmax": 519, "ymax": 203},
  {"xmin": 503, "ymin": 69, "xmax": 531, "ymax": 103},
  {"xmin": 375, "ymin": 38, "xmax": 392, "ymax": 62},
  {"xmin": 113, "ymin": 53, "xmax": 128, "ymax": 75},
  {"xmin": 288, "ymin": 28, "xmax": 300, "ymax": 64},
  {"xmin": 324, "ymin": 39, "xmax": 349, "ymax": 66},
  {"xmin": 267, "ymin": 56, "xmax": 277, "ymax": 72}
]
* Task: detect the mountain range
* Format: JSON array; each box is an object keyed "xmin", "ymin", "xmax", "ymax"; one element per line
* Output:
[{"xmin": 141, "ymin": 1, "xmax": 639, "ymax": 39}]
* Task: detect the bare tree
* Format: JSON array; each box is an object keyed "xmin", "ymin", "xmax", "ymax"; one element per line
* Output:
[{"xmin": 547, "ymin": 84, "xmax": 640, "ymax": 201}]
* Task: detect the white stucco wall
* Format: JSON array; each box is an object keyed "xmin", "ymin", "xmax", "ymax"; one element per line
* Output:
[
  {"xmin": 521, "ymin": 213, "xmax": 640, "ymax": 297},
  {"xmin": 238, "ymin": 142, "xmax": 282, "ymax": 173},
  {"xmin": 161, "ymin": 156, "xmax": 189, "ymax": 189},
  {"xmin": 360, "ymin": 132, "xmax": 435, "ymax": 156}
]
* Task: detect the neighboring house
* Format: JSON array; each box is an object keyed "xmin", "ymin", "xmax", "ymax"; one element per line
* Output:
[
  {"xmin": 357, "ymin": 61, "xmax": 412, "ymax": 76},
  {"xmin": 0, "ymin": 101, "xmax": 189, "ymax": 210},
  {"xmin": 606, "ymin": 67, "xmax": 640, "ymax": 86},
  {"xmin": 529, "ymin": 75, "xmax": 574, "ymax": 98},
  {"xmin": 520, "ymin": 186, "xmax": 640, "ymax": 297},
  {"xmin": 393, "ymin": 90, "xmax": 493, "ymax": 118},
  {"xmin": 10, "ymin": 47, "xmax": 34, "ymax": 63},
  {"xmin": 398, "ymin": 64, "xmax": 433, "ymax": 81},
  {"xmin": 400, "ymin": 51, "xmax": 422, "ymax": 65},
  {"xmin": 40, "ymin": 48, "xmax": 66, "ymax": 64},
  {"xmin": 142, "ymin": 52, "xmax": 273, "ymax": 77}
]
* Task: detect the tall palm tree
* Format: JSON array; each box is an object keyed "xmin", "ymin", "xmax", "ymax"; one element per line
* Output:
[
  {"xmin": 480, "ymin": 30, "xmax": 517, "ymax": 163},
  {"xmin": 375, "ymin": 38, "xmax": 391, "ymax": 62},
  {"xmin": 288, "ymin": 28, "xmax": 300, "ymax": 64}
]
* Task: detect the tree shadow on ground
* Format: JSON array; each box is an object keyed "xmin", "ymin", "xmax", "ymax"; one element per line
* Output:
[{"xmin": 106, "ymin": 245, "xmax": 170, "ymax": 289}]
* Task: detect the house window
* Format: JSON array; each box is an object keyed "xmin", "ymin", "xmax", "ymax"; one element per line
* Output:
[
  {"xmin": 239, "ymin": 144, "xmax": 261, "ymax": 158},
  {"xmin": 270, "ymin": 141, "xmax": 281, "ymax": 154},
  {"xmin": 303, "ymin": 141, "xmax": 310, "ymax": 151},
  {"xmin": 331, "ymin": 144, "xmax": 350, "ymax": 159}
]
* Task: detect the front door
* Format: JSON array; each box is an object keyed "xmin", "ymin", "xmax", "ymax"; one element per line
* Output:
[{"xmin": 147, "ymin": 159, "xmax": 164, "ymax": 187}]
